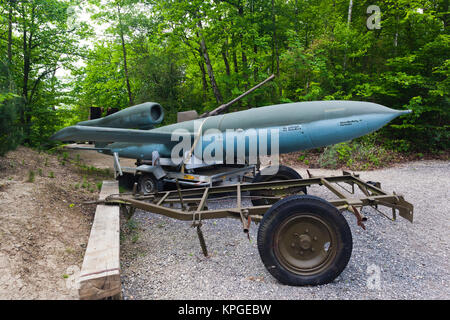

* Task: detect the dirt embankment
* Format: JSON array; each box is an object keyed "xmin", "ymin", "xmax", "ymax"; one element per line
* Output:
[{"xmin": 0, "ymin": 147, "xmax": 112, "ymax": 299}]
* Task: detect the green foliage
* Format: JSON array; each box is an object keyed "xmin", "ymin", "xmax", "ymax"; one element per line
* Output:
[
  {"xmin": 125, "ymin": 217, "xmax": 140, "ymax": 243},
  {"xmin": 0, "ymin": 0, "xmax": 447, "ymax": 154},
  {"xmin": 81, "ymin": 176, "xmax": 88, "ymax": 189},
  {"xmin": 0, "ymin": 61, "xmax": 23, "ymax": 156},
  {"xmin": 319, "ymin": 139, "xmax": 392, "ymax": 170},
  {"xmin": 27, "ymin": 170, "xmax": 35, "ymax": 183},
  {"xmin": 76, "ymin": 163, "xmax": 112, "ymax": 178},
  {"xmin": 0, "ymin": 0, "xmax": 91, "ymax": 151}
]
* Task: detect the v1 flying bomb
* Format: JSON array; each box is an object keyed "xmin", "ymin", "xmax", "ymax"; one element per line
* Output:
[
  {"xmin": 51, "ymin": 100, "xmax": 411, "ymax": 163},
  {"xmin": 51, "ymin": 75, "xmax": 411, "ymax": 193}
]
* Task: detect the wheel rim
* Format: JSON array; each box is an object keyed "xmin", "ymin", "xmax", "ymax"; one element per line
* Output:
[
  {"xmin": 274, "ymin": 214, "xmax": 337, "ymax": 275},
  {"xmin": 142, "ymin": 178, "xmax": 155, "ymax": 193}
]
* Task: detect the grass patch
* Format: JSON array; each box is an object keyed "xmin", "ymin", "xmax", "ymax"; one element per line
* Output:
[
  {"xmin": 27, "ymin": 170, "xmax": 35, "ymax": 183},
  {"xmin": 122, "ymin": 218, "xmax": 140, "ymax": 244},
  {"xmin": 77, "ymin": 164, "xmax": 112, "ymax": 178}
]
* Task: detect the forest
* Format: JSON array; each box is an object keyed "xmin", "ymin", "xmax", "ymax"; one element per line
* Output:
[{"xmin": 0, "ymin": 0, "xmax": 448, "ymax": 161}]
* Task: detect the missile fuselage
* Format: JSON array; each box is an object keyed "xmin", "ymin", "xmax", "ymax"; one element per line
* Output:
[{"xmin": 52, "ymin": 101, "xmax": 410, "ymax": 162}]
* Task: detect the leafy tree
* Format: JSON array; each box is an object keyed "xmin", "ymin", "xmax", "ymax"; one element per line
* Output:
[
  {"xmin": 0, "ymin": 61, "xmax": 23, "ymax": 155},
  {"xmin": 0, "ymin": 0, "xmax": 448, "ymax": 153}
]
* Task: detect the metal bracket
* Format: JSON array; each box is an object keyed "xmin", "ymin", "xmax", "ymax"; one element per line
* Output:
[{"xmin": 113, "ymin": 152, "xmax": 123, "ymax": 178}]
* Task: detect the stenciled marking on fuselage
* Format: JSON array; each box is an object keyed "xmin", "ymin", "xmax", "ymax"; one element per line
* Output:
[
  {"xmin": 324, "ymin": 107, "xmax": 346, "ymax": 113},
  {"xmin": 339, "ymin": 119, "xmax": 363, "ymax": 126},
  {"xmin": 282, "ymin": 125, "xmax": 303, "ymax": 133}
]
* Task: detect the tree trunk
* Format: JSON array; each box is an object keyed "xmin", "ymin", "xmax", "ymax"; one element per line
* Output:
[
  {"xmin": 251, "ymin": 0, "xmax": 258, "ymax": 82},
  {"xmin": 253, "ymin": 44, "xmax": 258, "ymax": 81},
  {"xmin": 272, "ymin": 0, "xmax": 279, "ymax": 76},
  {"xmin": 117, "ymin": 5, "xmax": 133, "ymax": 107},
  {"xmin": 231, "ymin": 38, "xmax": 241, "ymax": 108},
  {"xmin": 8, "ymin": 2, "xmax": 13, "ymax": 91},
  {"xmin": 197, "ymin": 48, "xmax": 209, "ymax": 101},
  {"xmin": 7, "ymin": 3, "xmax": 13, "ymax": 66},
  {"xmin": 236, "ymin": 5, "xmax": 249, "ymax": 90},
  {"xmin": 222, "ymin": 40, "xmax": 231, "ymax": 76},
  {"xmin": 232, "ymin": 39, "xmax": 238, "ymax": 74},
  {"xmin": 347, "ymin": 0, "xmax": 353, "ymax": 26},
  {"xmin": 394, "ymin": 15, "xmax": 399, "ymax": 55},
  {"xmin": 221, "ymin": 39, "xmax": 232, "ymax": 99},
  {"xmin": 22, "ymin": 27, "xmax": 29, "ymax": 104},
  {"xmin": 343, "ymin": 0, "xmax": 353, "ymax": 72},
  {"xmin": 21, "ymin": 29, "xmax": 28, "ymax": 127},
  {"xmin": 198, "ymin": 22, "xmax": 223, "ymax": 104},
  {"xmin": 241, "ymin": 49, "xmax": 248, "ymax": 89}
]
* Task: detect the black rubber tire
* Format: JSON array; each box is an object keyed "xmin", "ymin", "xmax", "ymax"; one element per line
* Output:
[
  {"xmin": 257, "ymin": 195, "xmax": 352, "ymax": 286},
  {"xmin": 138, "ymin": 173, "xmax": 164, "ymax": 194},
  {"xmin": 251, "ymin": 165, "xmax": 307, "ymax": 206}
]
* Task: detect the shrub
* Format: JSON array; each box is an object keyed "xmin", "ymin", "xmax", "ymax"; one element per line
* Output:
[{"xmin": 318, "ymin": 140, "xmax": 392, "ymax": 170}]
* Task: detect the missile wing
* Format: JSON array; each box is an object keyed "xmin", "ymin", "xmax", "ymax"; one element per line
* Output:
[{"xmin": 50, "ymin": 125, "xmax": 191, "ymax": 144}]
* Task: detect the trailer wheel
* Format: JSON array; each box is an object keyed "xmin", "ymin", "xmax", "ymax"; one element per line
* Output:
[
  {"xmin": 138, "ymin": 174, "xmax": 164, "ymax": 194},
  {"xmin": 257, "ymin": 195, "xmax": 352, "ymax": 286},
  {"xmin": 251, "ymin": 165, "xmax": 307, "ymax": 206}
]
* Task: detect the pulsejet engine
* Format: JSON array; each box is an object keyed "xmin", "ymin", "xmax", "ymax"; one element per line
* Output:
[{"xmin": 78, "ymin": 102, "xmax": 164, "ymax": 130}]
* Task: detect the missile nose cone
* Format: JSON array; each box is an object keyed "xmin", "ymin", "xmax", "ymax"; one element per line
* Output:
[
  {"xmin": 390, "ymin": 109, "xmax": 412, "ymax": 120},
  {"xmin": 364, "ymin": 107, "xmax": 412, "ymax": 133},
  {"xmin": 379, "ymin": 105, "xmax": 412, "ymax": 116}
]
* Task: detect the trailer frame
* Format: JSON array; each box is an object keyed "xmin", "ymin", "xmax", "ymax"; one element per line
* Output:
[
  {"xmin": 96, "ymin": 170, "xmax": 413, "ymax": 286},
  {"xmin": 104, "ymin": 170, "xmax": 413, "ymax": 233}
]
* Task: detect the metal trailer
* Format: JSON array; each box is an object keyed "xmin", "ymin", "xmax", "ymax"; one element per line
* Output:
[{"xmin": 100, "ymin": 170, "xmax": 413, "ymax": 286}]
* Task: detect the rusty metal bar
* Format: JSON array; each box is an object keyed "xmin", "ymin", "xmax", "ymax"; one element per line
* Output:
[
  {"xmin": 320, "ymin": 178, "xmax": 363, "ymax": 206},
  {"xmin": 175, "ymin": 179, "xmax": 186, "ymax": 210},
  {"xmin": 142, "ymin": 176, "xmax": 359, "ymax": 199},
  {"xmin": 237, "ymin": 183, "xmax": 241, "ymax": 212},
  {"xmin": 196, "ymin": 224, "xmax": 208, "ymax": 256},
  {"xmin": 103, "ymin": 173, "xmax": 413, "ymax": 225},
  {"xmin": 156, "ymin": 192, "xmax": 170, "ymax": 206},
  {"xmin": 197, "ymin": 187, "xmax": 209, "ymax": 212}
]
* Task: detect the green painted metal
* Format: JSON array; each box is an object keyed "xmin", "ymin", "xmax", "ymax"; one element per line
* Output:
[{"xmin": 78, "ymin": 102, "xmax": 164, "ymax": 130}]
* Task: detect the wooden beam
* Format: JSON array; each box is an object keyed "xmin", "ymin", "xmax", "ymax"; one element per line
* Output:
[{"xmin": 79, "ymin": 181, "xmax": 121, "ymax": 300}]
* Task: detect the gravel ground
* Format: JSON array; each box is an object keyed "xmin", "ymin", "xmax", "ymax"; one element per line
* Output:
[{"xmin": 120, "ymin": 160, "xmax": 449, "ymax": 300}]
